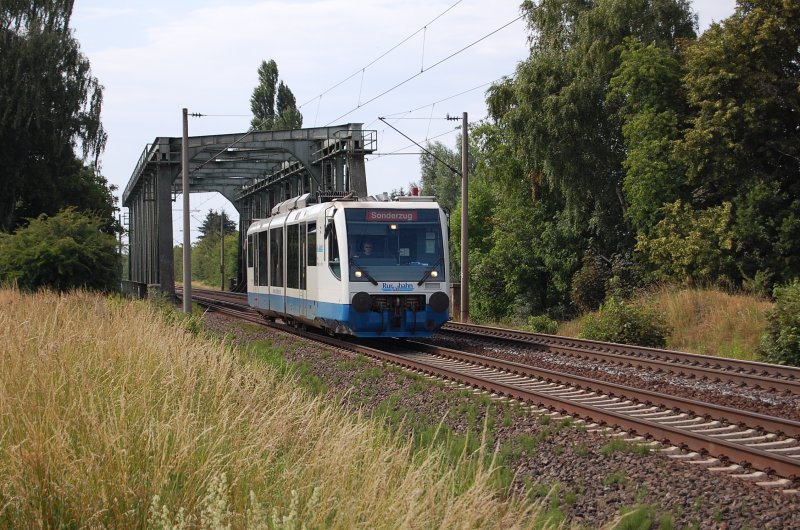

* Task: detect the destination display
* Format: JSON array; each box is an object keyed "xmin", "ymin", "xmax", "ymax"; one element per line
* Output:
[{"xmin": 364, "ymin": 210, "xmax": 418, "ymax": 222}]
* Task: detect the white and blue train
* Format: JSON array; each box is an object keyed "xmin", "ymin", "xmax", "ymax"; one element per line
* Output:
[{"xmin": 246, "ymin": 192, "xmax": 451, "ymax": 337}]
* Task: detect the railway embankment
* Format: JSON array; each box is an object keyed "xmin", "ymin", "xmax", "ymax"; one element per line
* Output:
[{"xmin": 200, "ymin": 308, "xmax": 800, "ymax": 529}]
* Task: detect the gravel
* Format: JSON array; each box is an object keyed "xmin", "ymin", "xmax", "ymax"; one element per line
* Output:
[
  {"xmin": 426, "ymin": 332, "xmax": 800, "ymax": 422},
  {"xmin": 202, "ymin": 312, "xmax": 800, "ymax": 529}
]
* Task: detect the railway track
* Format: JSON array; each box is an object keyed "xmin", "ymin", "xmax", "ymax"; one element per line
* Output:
[
  {"xmin": 441, "ymin": 322, "xmax": 800, "ymax": 395},
  {"xmin": 180, "ymin": 288, "xmax": 800, "ymax": 487}
]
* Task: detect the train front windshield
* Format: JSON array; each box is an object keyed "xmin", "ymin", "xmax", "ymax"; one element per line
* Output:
[{"xmin": 345, "ymin": 208, "xmax": 445, "ymax": 283}]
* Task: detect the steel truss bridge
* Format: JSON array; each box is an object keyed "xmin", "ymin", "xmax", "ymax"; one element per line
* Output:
[{"xmin": 121, "ymin": 123, "xmax": 376, "ymax": 295}]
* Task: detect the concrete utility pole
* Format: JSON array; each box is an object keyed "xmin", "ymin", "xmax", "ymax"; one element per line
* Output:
[
  {"xmin": 182, "ymin": 108, "xmax": 192, "ymax": 313},
  {"xmin": 220, "ymin": 211, "xmax": 225, "ymax": 291},
  {"xmin": 460, "ymin": 112, "xmax": 469, "ymax": 322}
]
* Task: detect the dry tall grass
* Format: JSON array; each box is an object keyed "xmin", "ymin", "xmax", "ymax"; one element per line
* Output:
[
  {"xmin": 649, "ymin": 286, "xmax": 771, "ymax": 359},
  {"xmin": 558, "ymin": 286, "xmax": 771, "ymax": 359},
  {"xmin": 0, "ymin": 289, "xmax": 539, "ymax": 528}
]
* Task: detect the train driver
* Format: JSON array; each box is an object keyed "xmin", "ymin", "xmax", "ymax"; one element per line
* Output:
[
  {"xmin": 355, "ymin": 240, "xmax": 382, "ymax": 258},
  {"xmin": 359, "ymin": 241, "xmax": 374, "ymax": 257}
]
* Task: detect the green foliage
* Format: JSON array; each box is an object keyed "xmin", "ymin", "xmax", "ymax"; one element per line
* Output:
[
  {"xmin": 465, "ymin": 122, "xmax": 581, "ymax": 322},
  {"xmin": 571, "ymin": 252, "xmax": 610, "ymax": 313},
  {"xmin": 607, "ymin": 38, "xmax": 689, "ymax": 234},
  {"xmin": 573, "ymin": 442, "xmax": 589, "ymax": 457},
  {"xmin": 733, "ymin": 180, "xmax": 800, "ymax": 291},
  {"xmin": 191, "ymin": 232, "xmax": 239, "ymax": 288},
  {"xmin": 636, "ymin": 200, "xmax": 735, "ymax": 286},
  {"xmin": 523, "ymin": 315, "xmax": 559, "ymax": 334},
  {"xmin": 602, "ymin": 470, "xmax": 629, "ymax": 486},
  {"xmin": 0, "ymin": 209, "xmax": 120, "ymax": 292},
  {"xmin": 677, "ymin": 1, "xmax": 800, "ymax": 291},
  {"xmin": 446, "ymin": 0, "xmax": 800, "ymax": 320},
  {"xmin": 250, "ymin": 59, "xmax": 302, "ymax": 130},
  {"xmin": 580, "ymin": 297, "xmax": 669, "ymax": 348},
  {"xmin": 0, "ymin": 1, "xmax": 111, "ymax": 232},
  {"xmin": 759, "ymin": 280, "xmax": 800, "ymax": 367},
  {"xmin": 488, "ymin": 0, "xmax": 695, "ymax": 254},
  {"xmin": 606, "ymin": 253, "xmax": 646, "ymax": 300},
  {"xmin": 197, "ymin": 209, "xmax": 236, "ymax": 241},
  {"xmin": 274, "ymin": 80, "xmax": 302, "ymax": 130},
  {"xmin": 418, "ymin": 140, "xmax": 464, "ymax": 214},
  {"xmin": 174, "ymin": 210, "xmax": 239, "ymax": 288},
  {"xmin": 615, "ymin": 505, "xmax": 657, "ymax": 530}
]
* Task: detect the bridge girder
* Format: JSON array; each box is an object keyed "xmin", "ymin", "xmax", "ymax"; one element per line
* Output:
[{"xmin": 122, "ymin": 123, "xmax": 376, "ymax": 294}]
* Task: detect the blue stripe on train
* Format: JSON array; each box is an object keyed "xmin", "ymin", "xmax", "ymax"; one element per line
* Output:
[{"xmin": 248, "ymin": 293, "xmax": 448, "ymax": 337}]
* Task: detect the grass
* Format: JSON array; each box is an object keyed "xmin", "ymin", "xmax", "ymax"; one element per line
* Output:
[
  {"xmin": 601, "ymin": 438, "xmax": 651, "ymax": 457},
  {"xmin": 0, "ymin": 288, "xmax": 545, "ymax": 528},
  {"xmin": 559, "ymin": 286, "xmax": 771, "ymax": 360}
]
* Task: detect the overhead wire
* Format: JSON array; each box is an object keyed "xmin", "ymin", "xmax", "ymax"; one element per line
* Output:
[
  {"xmin": 380, "ymin": 75, "xmax": 510, "ymax": 119},
  {"xmin": 368, "ymin": 126, "xmax": 460, "ymax": 160},
  {"xmin": 298, "ymin": 0, "xmax": 465, "ymax": 110},
  {"xmin": 324, "ymin": 15, "xmax": 523, "ymax": 126}
]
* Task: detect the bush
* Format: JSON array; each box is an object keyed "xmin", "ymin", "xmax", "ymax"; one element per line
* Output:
[
  {"xmin": 759, "ymin": 280, "xmax": 800, "ymax": 366},
  {"xmin": 523, "ymin": 315, "xmax": 559, "ymax": 334},
  {"xmin": 571, "ymin": 252, "xmax": 610, "ymax": 313},
  {"xmin": 0, "ymin": 208, "xmax": 120, "ymax": 292},
  {"xmin": 579, "ymin": 297, "xmax": 670, "ymax": 348},
  {"xmin": 606, "ymin": 253, "xmax": 646, "ymax": 300}
]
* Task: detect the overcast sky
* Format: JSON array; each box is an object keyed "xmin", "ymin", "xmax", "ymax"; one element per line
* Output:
[{"xmin": 71, "ymin": 0, "xmax": 737, "ymax": 245}]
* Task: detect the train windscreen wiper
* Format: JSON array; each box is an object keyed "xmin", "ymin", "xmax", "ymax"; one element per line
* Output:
[
  {"xmin": 349, "ymin": 258, "xmax": 378, "ymax": 285},
  {"xmin": 417, "ymin": 257, "xmax": 443, "ymax": 286}
]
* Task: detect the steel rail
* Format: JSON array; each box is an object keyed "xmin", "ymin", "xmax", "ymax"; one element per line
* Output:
[
  {"xmin": 443, "ymin": 322, "xmax": 800, "ymax": 394},
  {"xmin": 184, "ymin": 290, "xmax": 800, "ymax": 480},
  {"xmin": 406, "ymin": 341, "xmax": 800, "ymax": 437}
]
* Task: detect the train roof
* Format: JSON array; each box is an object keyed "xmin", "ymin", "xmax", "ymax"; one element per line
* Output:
[{"xmin": 247, "ymin": 192, "xmax": 443, "ymax": 234}]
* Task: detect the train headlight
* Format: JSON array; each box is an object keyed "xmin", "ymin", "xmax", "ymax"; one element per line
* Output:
[
  {"xmin": 431, "ymin": 270, "xmax": 438, "ymax": 278},
  {"xmin": 355, "ymin": 270, "xmax": 362, "ymax": 278}
]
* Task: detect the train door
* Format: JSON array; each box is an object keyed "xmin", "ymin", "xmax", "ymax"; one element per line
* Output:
[
  {"xmin": 297, "ymin": 222, "xmax": 307, "ymax": 318},
  {"xmin": 269, "ymin": 224, "xmax": 284, "ymax": 313},
  {"xmin": 286, "ymin": 222, "xmax": 301, "ymax": 317},
  {"xmin": 303, "ymin": 221, "xmax": 317, "ymax": 320}
]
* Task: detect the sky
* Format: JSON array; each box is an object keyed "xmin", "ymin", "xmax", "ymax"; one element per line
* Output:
[{"xmin": 70, "ymin": 0, "xmax": 737, "ymax": 246}]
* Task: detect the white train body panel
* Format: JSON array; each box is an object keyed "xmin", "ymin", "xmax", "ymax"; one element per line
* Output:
[{"xmin": 246, "ymin": 194, "xmax": 451, "ymax": 337}]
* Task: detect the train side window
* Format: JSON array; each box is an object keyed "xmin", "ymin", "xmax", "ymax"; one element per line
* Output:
[
  {"xmin": 307, "ymin": 222, "xmax": 316, "ymax": 266},
  {"xmin": 325, "ymin": 220, "xmax": 341, "ymax": 280},
  {"xmin": 270, "ymin": 227, "xmax": 283, "ymax": 287},
  {"xmin": 287, "ymin": 224, "xmax": 299, "ymax": 289},
  {"xmin": 247, "ymin": 234, "xmax": 254, "ymax": 268},
  {"xmin": 258, "ymin": 231, "xmax": 268, "ymax": 286}
]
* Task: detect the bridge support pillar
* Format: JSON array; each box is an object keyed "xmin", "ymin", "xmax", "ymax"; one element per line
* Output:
[{"xmin": 157, "ymin": 164, "xmax": 176, "ymax": 295}]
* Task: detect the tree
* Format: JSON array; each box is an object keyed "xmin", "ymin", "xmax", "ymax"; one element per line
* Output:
[
  {"xmin": 191, "ymin": 232, "xmax": 239, "ymax": 288},
  {"xmin": 606, "ymin": 38, "xmax": 690, "ymax": 235},
  {"xmin": 0, "ymin": 208, "xmax": 120, "ymax": 292},
  {"xmin": 487, "ymin": 0, "xmax": 696, "ymax": 255},
  {"xmin": 197, "ymin": 209, "xmax": 236, "ymax": 241},
  {"xmin": 456, "ymin": 121, "xmax": 582, "ymax": 321},
  {"xmin": 274, "ymin": 81, "xmax": 302, "ymax": 129},
  {"xmin": 677, "ymin": 0, "xmax": 800, "ymax": 288},
  {"xmin": 0, "ymin": 1, "xmax": 109, "ymax": 232},
  {"xmin": 250, "ymin": 59, "xmax": 302, "ymax": 131},
  {"xmin": 188, "ymin": 210, "xmax": 238, "ymax": 289},
  {"xmin": 418, "ymin": 140, "xmax": 462, "ymax": 214}
]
